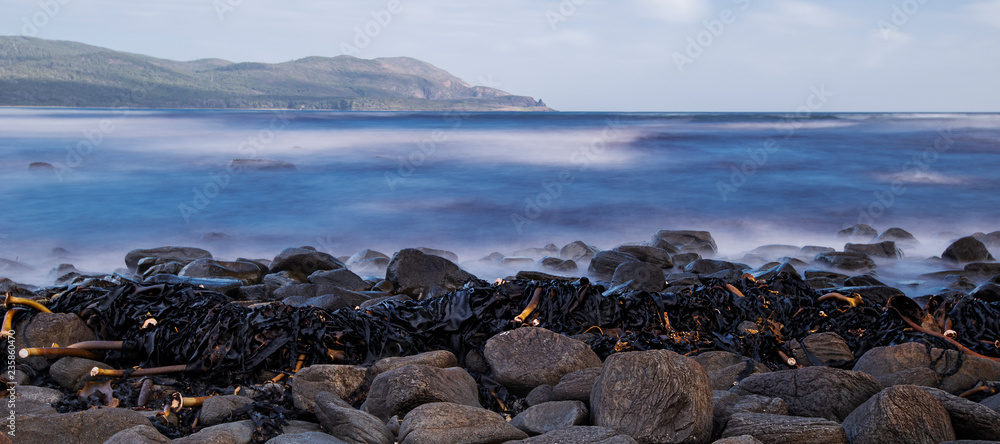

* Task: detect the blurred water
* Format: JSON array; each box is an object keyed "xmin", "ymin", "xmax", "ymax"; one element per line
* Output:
[{"xmin": 0, "ymin": 108, "xmax": 998, "ymax": 284}]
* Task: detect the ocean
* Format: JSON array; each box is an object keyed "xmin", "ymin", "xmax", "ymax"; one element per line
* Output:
[{"xmin": 1, "ymin": 108, "xmax": 998, "ymax": 289}]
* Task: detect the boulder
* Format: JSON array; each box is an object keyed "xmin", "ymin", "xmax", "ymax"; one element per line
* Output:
[
  {"xmin": 610, "ymin": 261, "xmax": 665, "ymax": 292},
  {"xmin": 552, "ymin": 367, "xmax": 602, "ymax": 402},
  {"xmin": 539, "ymin": 257, "xmax": 578, "ymax": 273},
  {"xmin": 943, "ymin": 236, "xmax": 996, "ymax": 263},
  {"xmin": 526, "ymin": 385, "xmax": 558, "ymax": 407},
  {"xmin": 560, "ymin": 241, "xmax": 601, "ymax": 262},
  {"xmin": 282, "ymin": 289, "xmax": 371, "ymax": 312},
  {"xmin": 17, "ymin": 408, "xmax": 152, "ymax": 444},
  {"xmin": 983, "ymin": 393, "xmax": 1000, "ymax": 414},
  {"xmin": 232, "ymin": 158, "xmax": 296, "ymax": 170},
  {"xmin": 368, "ymin": 350, "xmax": 459, "ymax": 377},
  {"xmin": 670, "ymin": 253, "xmax": 701, "ymax": 269},
  {"xmin": 125, "ymin": 246, "xmax": 211, "ymax": 271},
  {"xmin": 842, "ymin": 274, "xmax": 886, "ymax": 287},
  {"xmin": 199, "ymin": 394, "xmax": 254, "ymax": 426},
  {"xmin": 361, "ymin": 364, "xmax": 481, "ymax": 421},
  {"xmin": 712, "ymin": 436, "xmax": 763, "ymax": 444},
  {"xmin": 291, "ymin": 365, "xmax": 367, "ymax": 413},
  {"xmin": 813, "ymin": 251, "xmax": 876, "ymax": 271},
  {"xmin": 845, "ymin": 241, "xmax": 902, "ymax": 259},
  {"xmin": 712, "ymin": 391, "xmax": 787, "ymax": 437},
  {"xmin": 787, "ymin": 332, "xmax": 854, "ymax": 367},
  {"xmin": 721, "ymin": 413, "xmax": 846, "ymax": 444},
  {"xmin": 265, "ymin": 432, "xmax": 347, "ymax": 444},
  {"xmin": 103, "ymin": 425, "xmax": 171, "ymax": 444},
  {"xmin": 270, "ymin": 247, "xmax": 345, "ymax": 277},
  {"xmin": 853, "ymin": 342, "xmax": 1000, "ymax": 394},
  {"xmin": 588, "ymin": 250, "xmax": 637, "ymax": 278},
  {"xmin": 612, "ymin": 245, "xmax": 674, "ymax": 269},
  {"xmin": 842, "ymin": 385, "xmax": 955, "ymax": 444},
  {"xmin": 837, "ymin": 224, "xmax": 878, "ymax": 242},
  {"xmin": 875, "ymin": 228, "xmax": 918, "ymax": 246},
  {"xmin": 179, "ymin": 258, "xmax": 266, "ymax": 284},
  {"xmin": 653, "ymin": 230, "xmax": 718, "ymax": 255},
  {"xmin": 916, "ymin": 386, "xmax": 1000, "ymax": 441},
  {"xmin": 16, "ymin": 312, "xmax": 96, "ymax": 371},
  {"xmin": 510, "ymin": 400, "xmax": 589, "ymax": 436},
  {"xmin": 315, "ymin": 392, "xmax": 394, "ymax": 444},
  {"xmin": 398, "ymin": 402, "xmax": 528, "ymax": 444},
  {"xmin": 591, "ymin": 349, "xmax": 712, "ymax": 444},
  {"xmin": 971, "ymin": 283, "xmax": 1000, "ymax": 302},
  {"xmin": 172, "ymin": 419, "xmax": 254, "ymax": 444},
  {"xmin": 385, "ymin": 249, "xmax": 476, "ymax": 299},
  {"xmin": 684, "ymin": 259, "xmax": 750, "ymax": 275},
  {"xmin": 49, "ymin": 357, "xmax": 112, "ymax": 391},
  {"xmin": 507, "ymin": 426, "xmax": 638, "ymax": 443},
  {"xmin": 484, "ymin": 327, "xmax": 601, "ymax": 392},
  {"xmin": 145, "ymin": 274, "xmax": 242, "ymax": 296},
  {"xmin": 731, "ymin": 366, "xmax": 882, "ymax": 422}
]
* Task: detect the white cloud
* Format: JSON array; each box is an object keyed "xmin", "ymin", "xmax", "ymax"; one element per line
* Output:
[{"xmin": 632, "ymin": 0, "xmax": 711, "ymax": 23}]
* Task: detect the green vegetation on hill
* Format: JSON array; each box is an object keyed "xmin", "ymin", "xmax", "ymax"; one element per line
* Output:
[{"xmin": 0, "ymin": 37, "xmax": 551, "ymax": 111}]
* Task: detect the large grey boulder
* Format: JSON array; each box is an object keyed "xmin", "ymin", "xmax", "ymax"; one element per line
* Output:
[
  {"xmin": 509, "ymin": 400, "xmax": 589, "ymax": 436},
  {"xmin": 943, "ymin": 236, "xmax": 995, "ymax": 263},
  {"xmin": 125, "ymin": 246, "xmax": 211, "ymax": 270},
  {"xmin": 270, "ymin": 247, "xmax": 345, "ymax": 277},
  {"xmin": 505, "ymin": 426, "xmax": 638, "ymax": 444},
  {"xmin": 398, "ymin": 402, "xmax": 528, "ymax": 444},
  {"xmin": 916, "ymin": 386, "xmax": 1000, "ymax": 441},
  {"xmin": 731, "ymin": 366, "xmax": 881, "ymax": 422},
  {"xmin": 315, "ymin": 392, "xmax": 394, "ymax": 444},
  {"xmin": 610, "ymin": 261, "xmax": 666, "ymax": 292},
  {"xmin": 653, "ymin": 230, "xmax": 718, "ymax": 255},
  {"xmin": 361, "ymin": 364, "xmax": 481, "ymax": 422},
  {"xmin": 385, "ymin": 248, "xmax": 476, "ymax": 299},
  {"xmin": 180, "ymin": 258, "xmax": 266, "ymax": 284},
  {"xmin": 368, "ymin": 350, "xmax": 458, "ymax": 378},
  {"xmin": 842, "ymin": 385, "xmax": 955, "ymax": 444},
  {"xmin": 484, "ymin": 327, "xmax": 601, "ymax": 392},
  {"xmin": 853, "ymin": 342, "xmax": 1000, "ymax": 394},
  {"xmin": 720, "ymin": 413, "xmax": 846, "ymax": 444},
  {"xmin": 591, "ymin": 349, "xmax": 712, "ymax": 444},
  {"xmin": 291, "ymin": 365, "xmax": 367, "ymax": 413},
  {"xmin": 17, "ymin": 408, "xmax": 151, "ymax": 444}
]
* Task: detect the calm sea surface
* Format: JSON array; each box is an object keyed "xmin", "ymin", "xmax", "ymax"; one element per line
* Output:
[{"xmin": 1, "ymin": 109, "xmax": 998, "ymax": 287}]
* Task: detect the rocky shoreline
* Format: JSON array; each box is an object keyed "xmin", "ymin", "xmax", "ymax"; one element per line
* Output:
[{"xmin": 2, "ymin": 225, "xmax": 1000, "ymax": 444}]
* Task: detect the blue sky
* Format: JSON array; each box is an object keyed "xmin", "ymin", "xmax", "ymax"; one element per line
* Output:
[{"xmin": 2, "ymin": 0, "xmax": 998, "ymax": 111}]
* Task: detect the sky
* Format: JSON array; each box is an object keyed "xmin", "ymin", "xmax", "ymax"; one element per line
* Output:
[{"xmin": 2, "ymin": 0, "xmax": 999, "ymax": 112}]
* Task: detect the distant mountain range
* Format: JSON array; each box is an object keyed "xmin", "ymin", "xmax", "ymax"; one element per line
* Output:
[{"xmin": 0, "ymin": 37, "xmax": 551, "ymax": 111}]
